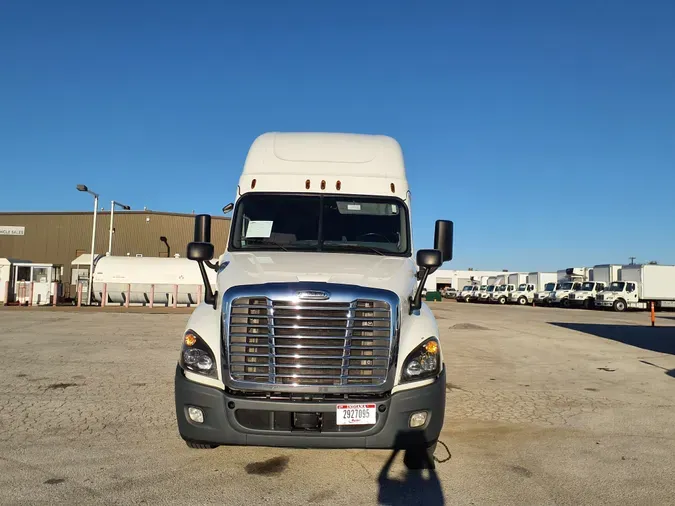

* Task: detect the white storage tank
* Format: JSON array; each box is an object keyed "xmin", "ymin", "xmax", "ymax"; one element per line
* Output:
[{"xmin": 91, "ymin": 256, "xmax": 216, "ymax": 306}]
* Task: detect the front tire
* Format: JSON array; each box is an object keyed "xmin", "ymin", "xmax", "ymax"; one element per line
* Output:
[
  {"xmin": 185, "ymin": 440, "xmax": 218, "ymax": 449},
  {"xmin": 584, "ymin": 298, "xmax": 594, "ymax": 309},
  {"xmin": 403, "ymin": 442, "xmax": 437, "ymax": 470},
  {"xmin": 518, "ymin": 296, "xmax": 527, "ymax": 306},
  {"xmin": 498, "ymin": 296, "xmax": 507, "ymax": 305},
  {"xmin": 561, "ymin": 298, "xmax": 570, "ymax": 308},
  {"xmin": 613, "ymin": 299, "xmax": 627, "ymax": 312}
]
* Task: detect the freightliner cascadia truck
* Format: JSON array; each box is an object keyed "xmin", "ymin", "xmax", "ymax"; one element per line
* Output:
[{"xmin": 174, "ymin": 132, "xmax": 453, "ymax": 467}]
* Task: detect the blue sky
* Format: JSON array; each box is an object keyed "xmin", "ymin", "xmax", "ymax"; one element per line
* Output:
[{"xmin": 1, "ymin": 1, "xmax": 674, "ymax": 271}]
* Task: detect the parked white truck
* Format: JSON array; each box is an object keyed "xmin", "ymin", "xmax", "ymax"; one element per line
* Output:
[
  {"xmin": 513, "ymin": 272, "xmax": 557, "ymax": 305},
  {"xmin": 490, "ymin": 284, "xmax": 516, "ymax": 304},
  {"xmin": 457, "ymin": 284, "xmax": 478, "ymax": 302},
  {"xmin": 470, "ymin": 284, "xmax": 488, "ymax": 302},
  {"xmin": 174, "ymin": 132, "xmax": 453, "ymax": 468},
  {"xmin": 568, "ymin": 264, "xmax": 620, "ymax": 309},
  {"xmin": 568, "ymin": 281, "xmax": 606, "ymax": 309},
  {"xmin": 549, "ymin": 268, "xmax": 591, "ymax": 307},
  {"xmin": 596, "ymin": 264, "xmax": 675, "ymax": 312}
]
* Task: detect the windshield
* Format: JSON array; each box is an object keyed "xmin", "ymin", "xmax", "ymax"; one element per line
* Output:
[
  {"xmin": 479, "ymin": 285, "xmax": 487, "ymax": 290},
  {"xmin": 609, "ymin": 281, "xmax": 625, "ymax": 291},
  {"xmin": 543, "ymin": 282, "xmax": 555, "ymax": 291},
  {"xmin": 518, "ymin": 283, "xmax": 527, "ymax": 291},
  {"xmin": 487, "ymin": 286, "xmax": 496, "ymax": 293},
  {"xmin": 462, "ymin": 285, "xmax": 473, "ymax": 291},
  {"xmin": 497, "ymin": 285, "xmax": 507, "ymax": 292},
  {"xmin": 230, "ymin": 194, "xmax": 410, "ymax": 256},
  {"xmin": 559, "ymin": 282, "xmax": 574, "ymax": 290},
  {"xmin": 580, "ymin": 282, "xmax": 594, "ymax": 291}
]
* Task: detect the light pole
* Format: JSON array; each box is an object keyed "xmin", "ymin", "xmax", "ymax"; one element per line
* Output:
[
  {"xmin": 108, "ymin": 200, "xmax": 131, "ymax": 256},
  {"xmin": 77, "ymin": 184, "xmax": 99, "ymax": 306}
]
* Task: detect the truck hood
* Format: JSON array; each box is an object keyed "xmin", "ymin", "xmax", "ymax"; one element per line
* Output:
[{"xmin": 216, "ymin": 251, "xmax": 417, "ymax": 302}]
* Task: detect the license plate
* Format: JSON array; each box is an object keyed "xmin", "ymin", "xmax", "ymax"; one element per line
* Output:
[{"xmin": 336, "ymin": 404, "xmax": 377, "ymax": 425}]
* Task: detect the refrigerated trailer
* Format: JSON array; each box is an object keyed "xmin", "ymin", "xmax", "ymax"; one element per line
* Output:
[{"xmin": 596, "ymin": 264, "xmax": 675, "ymax": 311}]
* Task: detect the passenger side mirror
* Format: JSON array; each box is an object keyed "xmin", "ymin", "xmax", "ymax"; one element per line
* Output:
[
  {"xmin": 409, "ymin": 249, "xmax": 442, "ymax": 314},
  {"xmin": 434, "ymin": 220, "xmax": 453, "ymax": 262}
]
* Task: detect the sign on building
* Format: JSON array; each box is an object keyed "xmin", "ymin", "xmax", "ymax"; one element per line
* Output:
[{"xmin": 0, "ymin": 226, "xmax": 25, "ymax": 236}]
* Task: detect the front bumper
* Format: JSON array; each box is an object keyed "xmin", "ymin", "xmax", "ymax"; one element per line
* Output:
[{"xmin": 175, "ymin": 365, "xmax": 446, "ymax": 449}]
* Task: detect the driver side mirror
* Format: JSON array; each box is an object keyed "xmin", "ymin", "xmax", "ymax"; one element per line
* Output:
[
  {"xmin": 417, "ymin": 249, "xmax": 442, "ymax": 274},
  {"xmin": 188, "ymin": 214, "xmax": 217, "ymax": 308},
  {"xmin": 187, "ymin": 242, "xmax": 214, "ymax": 261}
]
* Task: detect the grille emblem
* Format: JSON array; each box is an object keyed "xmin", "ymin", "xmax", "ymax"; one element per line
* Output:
[{"xmin": 296, "ymin": 290, "xmax": 330, "ymax": 300}]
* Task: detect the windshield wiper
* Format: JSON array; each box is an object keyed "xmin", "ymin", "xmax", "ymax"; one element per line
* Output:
[
  {"xmin": 323, "ymin": 242, "xmax": 385, "ymax": 256},
  {"xmin": 243, "ymin": 238, "xmax": 289, "ymax": 251}
]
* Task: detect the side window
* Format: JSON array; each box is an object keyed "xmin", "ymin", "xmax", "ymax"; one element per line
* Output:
[
  {"xmin": 627, "ymin": 283, "xmax": 635, "ymax": 293},
  {"xmin": 573, "ymin": 283, "xmax": 581, "ymax": 290}
]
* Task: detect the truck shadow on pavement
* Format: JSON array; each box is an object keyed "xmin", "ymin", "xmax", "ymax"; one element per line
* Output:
[
  {"xmin": 549, "ymin": 322, "xmax": 675, "ymax": 355},
  {"xmin": 377, "ymin": 432, "xmax": 445, "ymax": 506}
]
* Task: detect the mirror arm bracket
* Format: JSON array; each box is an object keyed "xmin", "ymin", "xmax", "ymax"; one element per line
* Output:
[
  {"xmin": 197, "ymin": 260, "xmax": 218, "ymax": 309},
  {"xmin": 410, "ymin": 266, "xmax": 432, "ymax": 314},
  {"xmin": 205, "ymin": 260, "xmax": 219, "ymax": 271}
]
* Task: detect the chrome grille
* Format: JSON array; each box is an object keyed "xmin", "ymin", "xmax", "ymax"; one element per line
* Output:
[{"xmin": 228, "ymin": 297, "xmax": 392, "ymax": 387}]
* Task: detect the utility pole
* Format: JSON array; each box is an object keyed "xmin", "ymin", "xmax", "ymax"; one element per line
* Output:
[
  {"xmin": 108, "ymin": 200, "xmax": 131, "ymax": 255},
  {"xmin": 77, "ymin": 185, "xmax": 99, "ymax": 306},
  {"xmin": 629, "ymin": 256, "xmax": 636, "ymax": 265}
]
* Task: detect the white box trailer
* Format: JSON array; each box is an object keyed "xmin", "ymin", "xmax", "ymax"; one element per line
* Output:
[
  {"xmin": 596, "ymin": 264, "xmax": 675, "ymax": 311},
  {"xmin": 527, "ymin": 272, "xmax": 557, "ymax": 292},
  {"xmin": 592, "ymin": 264, "xmax": 621, "ymax": 285},
  {"xmin": 92, "ymin": 256, "xmax": 216, "ymax": 306},
  {"xmin": 508, "ymin": 273, "xmax": 527, "ymax": 286}
]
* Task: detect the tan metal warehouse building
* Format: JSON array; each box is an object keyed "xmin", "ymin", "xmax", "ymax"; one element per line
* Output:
[{"xmin": 0, "ymin": 211, "xmax": 230, "ymax": 297}]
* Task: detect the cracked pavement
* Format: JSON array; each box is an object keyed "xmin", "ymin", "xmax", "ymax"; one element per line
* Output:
[{"xmin": 1, "ymin": 304, "xmax": 675, "ymax": 504}]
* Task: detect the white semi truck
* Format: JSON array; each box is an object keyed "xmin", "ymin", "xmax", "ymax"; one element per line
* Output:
[
  {"xmin": 513, "ymin": 272, "xmax": 557, "ymax": 305},
  {"xmin": 596, "ymin": 264, "xmax": 675, "ymax": 312},
  {"xmin": 549, "ymin": 268, "xmax": 591, "ymax": 307},
  {"xmin": 174, "ymin": 132, "xmax": 453, "ymax": 467}
]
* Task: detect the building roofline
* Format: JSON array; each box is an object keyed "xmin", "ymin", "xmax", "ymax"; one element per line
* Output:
[{"xmin": 0, "ymin": 210, "xmax": 230, "ymax": 220}]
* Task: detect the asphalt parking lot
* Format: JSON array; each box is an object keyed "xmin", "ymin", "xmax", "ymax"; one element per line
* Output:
[{"xmin": 2, "ymin": 303, "xmax": 675, "ymax": 505}]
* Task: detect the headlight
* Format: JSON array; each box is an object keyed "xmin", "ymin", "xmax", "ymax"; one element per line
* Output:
[
  {"xmin": 401, "ymin": 337, "xmax": 441, "ymax": 382},
  {"xmin": 179, "ymin": 330, "xmax": 217, "ymax": 378}
]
